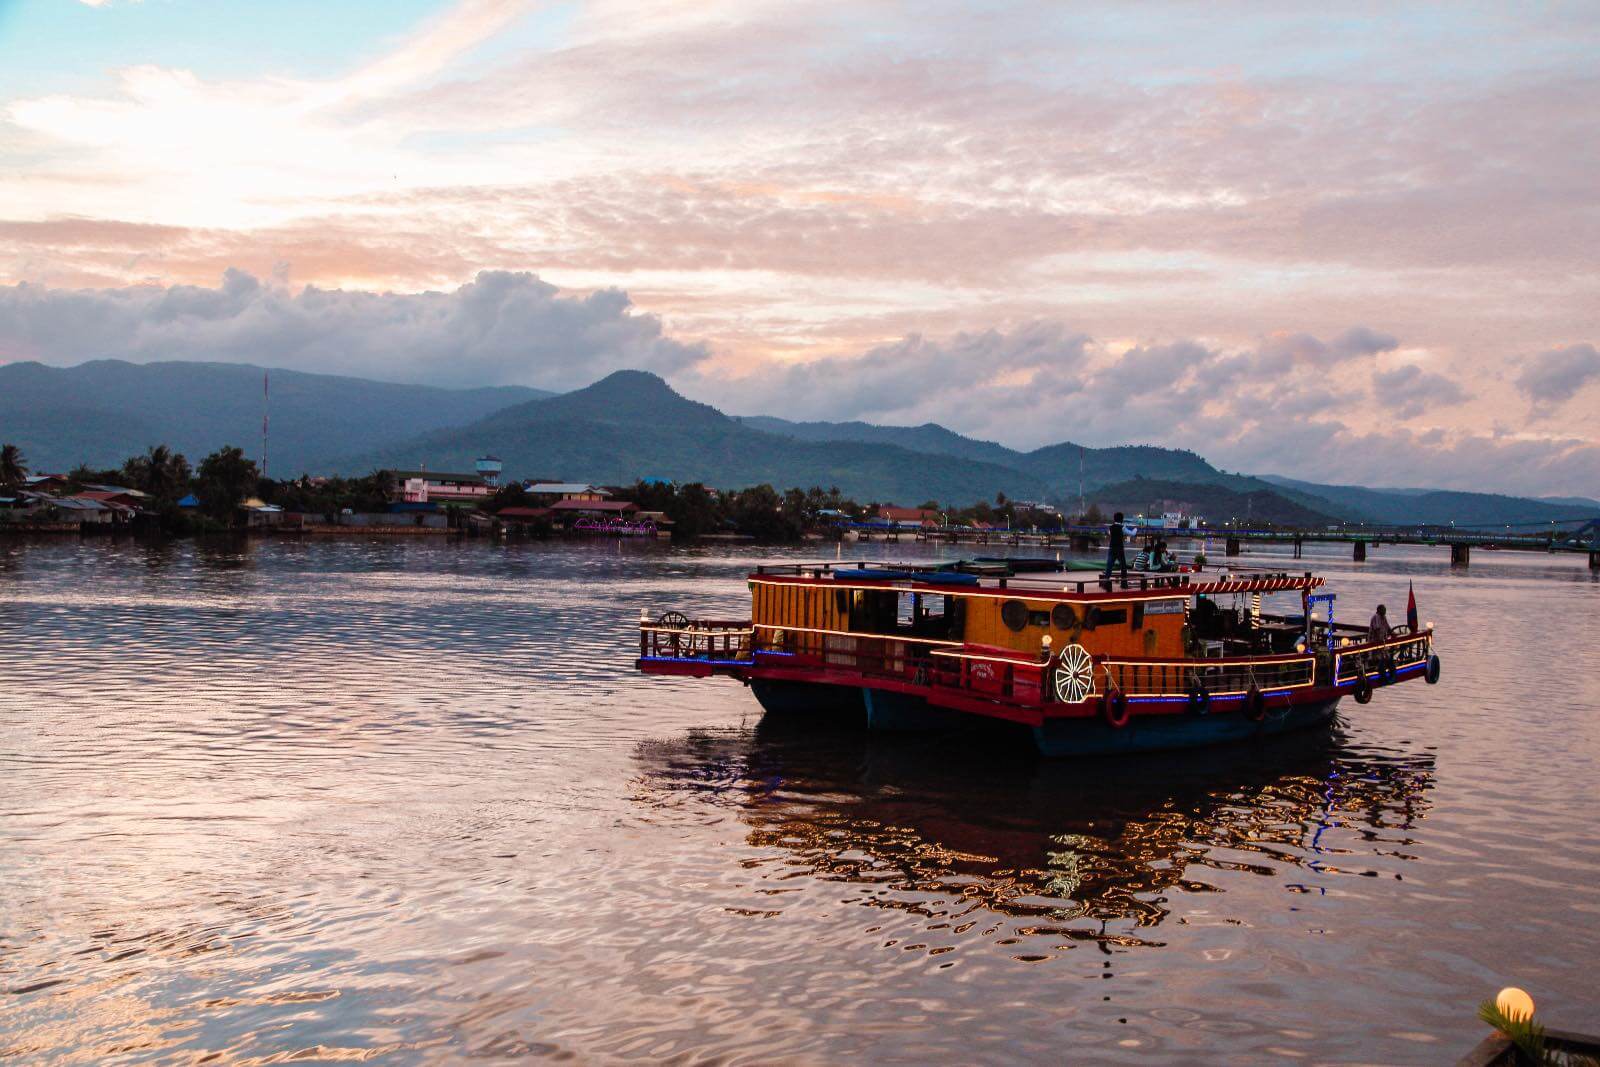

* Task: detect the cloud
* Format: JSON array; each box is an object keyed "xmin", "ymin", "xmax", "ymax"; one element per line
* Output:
[
  {"xmin": 0, "ymin": 271, "xmax": 1585, "ymax": 492},
  {"xmin": 1372, "ymin": 363, "xmax": 1471, "ymax": 418},
  {"xmin": 688, "ymin": 321, "xmax": 1094, "ymax": 425},
  {"xmin": 1514, "ymin": 343, "xmax": 1600, "ymax": 410},
  {"xmin": 1205, "ymin": 419, "xmax": 1599, "ymax": 498},
  {"xmin": 0, "ymin": 270, "xmax": 706, "ymax": 390},
  {"xmin": 694, "ymin": 324, "xmax": 1441, "ymax": 436},
  {"xmin": 689, "ymin": 322, "xmax": 1578, "ymax": 491}
]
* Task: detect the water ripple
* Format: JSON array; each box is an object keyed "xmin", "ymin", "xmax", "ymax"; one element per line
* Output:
[{"xmin": 1, "ymin": 537, "xmax": 1596, "ymax": 1063}]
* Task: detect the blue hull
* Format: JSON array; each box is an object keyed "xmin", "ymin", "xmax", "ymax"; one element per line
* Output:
[
  {"xmin": 862, "ymin": 687, "xmax": 967, "ymax": 732},
  {"xmin": 751, "ymin": 679, "xmax": 1341, "ymax": 757},
  {"xmin": 750, "ymin": 678, "xmax": 865, "ymax": 717},
  {"xmin": 1031, "ymin": 698, "xmax": 1341, "ymax": 756}
]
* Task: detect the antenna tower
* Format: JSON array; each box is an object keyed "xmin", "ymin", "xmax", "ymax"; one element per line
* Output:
[{"xmin": 261, "ymin": 371, "xmax": 269, "ymax": 479}]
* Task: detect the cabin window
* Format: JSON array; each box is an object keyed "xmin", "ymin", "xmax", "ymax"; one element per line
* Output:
[
  {"xmin": 1028, "ymin": 610, "xmax": 1051, "ymax": 627},
  {"xmin": 848, "ymin": 590, "xmax": 900, "ymax": 635},
  {"xmin": 1052, "ymin": 603, "xmax": 1078, "ymax": 629},
  {"xmin": 1085, "ymin": 606, "xmax": 1128, "ymax": 630},
  {"xmin": 945, "ymin": 596, "xmax": 967, "ymax": 639},
  {"xmin": 911, "ymin": 594, "xmax": 958, "ymax": 639},
  {"xmin": 1001, "ymin": 599, "xmax": 1028, "ymax": 632},
  {"xmin": 1130, "ymin": 602, "xmax": 1145, "ymax": 630},
  {"xmin": 842, "ymin": 587, "xmax": 963, "ymax": 639}
]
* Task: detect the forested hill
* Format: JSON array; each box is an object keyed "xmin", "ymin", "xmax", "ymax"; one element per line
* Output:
[
  {"xmin": 5, "ymin": 359, "xmax": 1590, "ymax": 525},
  {"xmin": 0, "ymin": 359, "xmax": 549, "ymax": 474},
  {"xmin": 740, "ymin": 414, "xmax": 1243, "ymax": 490},
  {"xmin": 1257, "ymin": 475, "xmax": 1598, "ymax": 526},
  {"xmin": 344, "ymin": 370, "xmax": 1285, "ymax": 504},
  {"xmin": 338, "ymin": 371, "xmax": 1046, "ymax": 503},
  {"xmin": 1085, "ymin": 477, "xmax": 1339, "ymax": 528}
]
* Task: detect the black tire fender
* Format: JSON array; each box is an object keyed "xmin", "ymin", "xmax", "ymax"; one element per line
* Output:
[{"xmin": 1244, "ymin": 684, "xmax": 1267, "ymax": 721}]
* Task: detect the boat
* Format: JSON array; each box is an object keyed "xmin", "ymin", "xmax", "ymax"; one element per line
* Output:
[{"xmin": 636, "ymin": 558, "xmax": 1442, "ymax": 756}]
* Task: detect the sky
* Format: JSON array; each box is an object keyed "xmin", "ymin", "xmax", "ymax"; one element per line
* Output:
[{"xmin": 0, "ymin": 0, "xmax": 1596, "ymax": 496}]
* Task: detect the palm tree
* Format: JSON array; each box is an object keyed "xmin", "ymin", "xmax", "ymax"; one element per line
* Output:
[
  {"xmin": 0, "ymin": 444, "xmax": 26, "ymax": 488},
  {"xmin": 122, "ymin": 444, "xmax": 192, "ymax": 501}
]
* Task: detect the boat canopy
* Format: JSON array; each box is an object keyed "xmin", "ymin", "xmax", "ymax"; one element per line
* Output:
[{"xmin": 750, "ymin": 559, "xmax": 1323, "ymax": 602}]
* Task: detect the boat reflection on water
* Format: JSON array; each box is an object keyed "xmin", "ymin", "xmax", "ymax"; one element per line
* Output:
[{"xmin": 633, "ymin": 717, "xmax": 1433, "ymax": 954}]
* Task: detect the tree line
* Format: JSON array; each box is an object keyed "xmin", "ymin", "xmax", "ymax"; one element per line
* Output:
[
  {"xmin": 2, "ymin": 442, "xmax": 268, "ymax": 532},
  {"xmin": 2, "ymin": 441, "xmax": 1087, "ymax": 541},
  {"xmin": 619, "ymin": 482, "xmax": 1079, "ymax": 539}
]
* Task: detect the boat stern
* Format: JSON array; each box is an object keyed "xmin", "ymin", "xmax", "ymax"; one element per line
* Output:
[{"xmin": 637, "ymin": 611, "xmax": 755, "ymax": 679}]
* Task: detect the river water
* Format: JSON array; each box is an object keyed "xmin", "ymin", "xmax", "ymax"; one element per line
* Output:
[{"xmin": 0, "ymin": 537, "xmax": 1596, "ymax": 1064}]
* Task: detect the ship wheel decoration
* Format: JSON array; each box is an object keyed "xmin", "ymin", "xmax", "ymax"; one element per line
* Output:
[
  {"xmin": 1054, "ymin": 643, "xmax": 1094, "ymax": 704},
  {"xmin": 657, "ymin": 610, "xmax": 690, "ymax": 653}
]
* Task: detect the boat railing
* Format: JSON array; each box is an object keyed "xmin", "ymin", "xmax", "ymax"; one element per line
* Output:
[
  {"xmin": 639, "ymin": 615, "xmax": 754, "ymax": 661},
  {"xmin": 928, "ymin": 645, "xmax": 1049, "ymax": 705},
  {"xmin": 1100, "ymin": 654, "xmax": 1316, "ymax": 699},
  {"xmin": 750, "ymin": 627, "xmax": 1051, "ymax": 708},
  {"xmin": 1333, "ymin": 630, "xmax": 1433, "ymax": 683},
  {"xmin": 644, "ymin": 615, "xmax": 1431, "ymax": 705}
]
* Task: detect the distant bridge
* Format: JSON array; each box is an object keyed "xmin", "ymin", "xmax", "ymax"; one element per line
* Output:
[
  {"xmin": 1189, "ymin": 520, "xmax": 1599, "ymax": 567},
  {"xmin": 861, "ymin": 517, "xmax": 1600, "ymax": 569}
]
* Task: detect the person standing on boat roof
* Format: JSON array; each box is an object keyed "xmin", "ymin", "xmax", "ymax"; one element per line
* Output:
[
  {"xmin": 1103, "ymin": 512, "xmax": 1129, "ymax": 581},
  {"xmin": 1369, "ymin": 604, "xmax": 1393, "ymax": 641}
]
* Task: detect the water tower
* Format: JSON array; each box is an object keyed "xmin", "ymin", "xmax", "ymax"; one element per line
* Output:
[{"xmin": 475, "ymin": 455, "xmax": 503, "ymax": 487}]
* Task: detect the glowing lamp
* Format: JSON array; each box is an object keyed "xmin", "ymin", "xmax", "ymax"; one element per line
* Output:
[
  {"xmin": 1426, "ymin": 621, "xmax": 1435, "ymax": 631},
  {"xmin": 1340, "ymin": 637, "xmax": 1350, "ymax": 647},
  {"xmin": 1294, "ymin": 639, "xmax": 1307, "ymax": 653},
  {"xmin": 1495, "ymin": 986, "xmax": 1535, "ymax": 1022},
  {"xmin": 640, "ymin": 608, "xmax": 650, "ymax": 622},
  {"xmin": 1041, "ymin": 635, "xmax": 1053, "ymax": 647}
]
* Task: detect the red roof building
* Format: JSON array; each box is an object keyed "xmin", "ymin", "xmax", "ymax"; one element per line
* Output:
[
  {"xmin": 77, "ymin": 490, "xmax": 145, "ymax": 509},
  {"xmin": 549, "ymin": 498, "xmax": 639, "ymax": 515},
  {"xmin": 878, "ymin": 506, "xmax": 940, "ymax": 526}
]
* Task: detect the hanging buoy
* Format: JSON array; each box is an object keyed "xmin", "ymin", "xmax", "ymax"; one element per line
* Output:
[
  {"xmin": 1425, "ymin": 654, "xmax": 1441, "ymax": 684},
  {"xmin": 1102, "ymin": 687, "xmax": 1130, "ymax": 729},
  {"xmin": 1353, "ymin": 673, "xmax": 1374, "ymax": 704},
  {"xmin": 1244, "ymin": 683, "xmax": 1267, "ymax": 721}
]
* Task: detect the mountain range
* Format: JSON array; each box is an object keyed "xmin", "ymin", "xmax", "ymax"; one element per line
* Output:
[
  {"xmin": 0, "ymin": 360, "xmax": 550, "ymax": 476},
  {"xmin": 2, "ymin": 359, "xmax": 1593, "ymax": 526}
]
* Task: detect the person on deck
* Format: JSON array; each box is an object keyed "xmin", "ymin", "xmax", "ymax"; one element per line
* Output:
[
  {"xmin": 1369, "ymin": 604, "xmax": 1393, "ymax": 642},
  {"xmin": 1103, "ymin": 512, "xmax": 1129, "ymax": 581},
  {"xmin": 1154, "ymin": 540, "xmax": 1178, "ymax": 572}
]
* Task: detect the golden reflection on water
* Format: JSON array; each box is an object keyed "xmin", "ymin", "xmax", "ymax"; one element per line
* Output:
[{"xmin": 634, "ymin": 724, "xmax": 1434, "ymax": 958}]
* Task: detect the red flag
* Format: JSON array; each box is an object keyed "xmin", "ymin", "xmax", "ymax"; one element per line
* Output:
[{"xmin": 1406, "ymin": 581, "xmax": 1419, "ymax": 633}]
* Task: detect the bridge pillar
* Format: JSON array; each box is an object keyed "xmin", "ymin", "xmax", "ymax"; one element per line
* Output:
[
  {"xmin": 1293, "ymin": 536, "xmax": 1303, "ymax": 559},
  {"xmin": 1353, "ymin": 540, "xmax": 1366, "ymax": 562},
  {"xmin": 1225, "ymin": 536, "xmax": 1241, "ymax": 557},
  {"xmin": 1590, "ymin": 550, "xmax": 1599, "ymax": 571},
  {"xmin": 1451, "ymin": 543, "xmax": 1470, "ymax": 566}
]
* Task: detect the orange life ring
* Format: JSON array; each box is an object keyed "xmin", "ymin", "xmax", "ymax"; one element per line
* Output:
[{"xmin": 1102, "ymin": 687, "xmax": 1130, "ymax": 729}]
